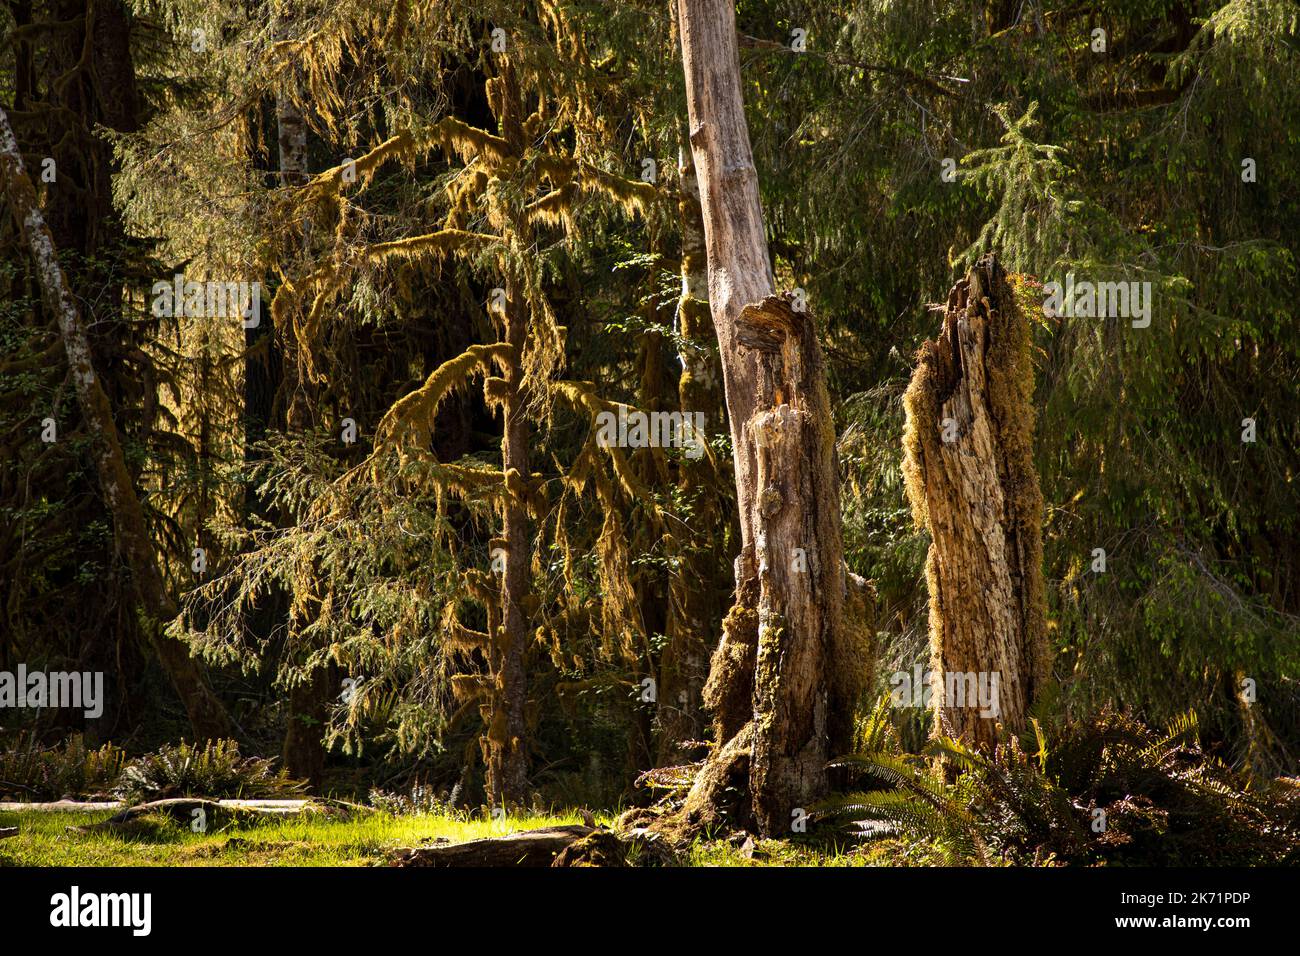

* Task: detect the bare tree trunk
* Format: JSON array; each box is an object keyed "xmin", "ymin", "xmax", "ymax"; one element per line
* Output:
[
  {"xmin": 276, "ymin": 95, "xmax": 309, "ymax": 187},
  {"xmin": 675, "ymin": 0, "xmax": 853, "ymax": 837},
  {"xmin": 0, "ymin": 104, "xmax": 233, "ymax": 741},
  {"xmin": 902, "ymin": 255, "xmax": 1048, "ymax": 749},
  {"xmin": 658, "ymin": 141, "xmax": 728, "ymax": 764}
]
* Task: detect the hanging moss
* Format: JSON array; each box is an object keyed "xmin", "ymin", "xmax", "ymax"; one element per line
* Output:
[{"xmin": 374, "ymin": 342, "xmax": 513, "ymax": 449}]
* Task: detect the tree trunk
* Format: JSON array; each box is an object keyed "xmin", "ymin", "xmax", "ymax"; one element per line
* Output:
[
  {"xmin": 0, "ymin": 104, "xmax": 234, "ymax": 742},
  {"xmin": 480, "ymin": 60, "xmax": 532, "ymax": 809},
  {"xmin": 276, "ymin": 95, "xmax": 309, "ymax": 187},
  {"xmin": 901, "ymin": 254, "xmax": 1048, "ymax": 749},
  {"xmin": 272, "ymin": 73, "xmax": 333, "ymax": 789},
  {"xmin": 484, "ymin": 271, "xmax": 532, "ymax": 809},
  {"xmin": 282, "ymin": 657, "xmax": 330, "ymax": 788},
  {"xmin": 657, "ymin": 141, "xmax": 728, "ymax": 764},
  {"xmin": 675, "ymin": 0, "xmax": 852, "ymax": 837}
]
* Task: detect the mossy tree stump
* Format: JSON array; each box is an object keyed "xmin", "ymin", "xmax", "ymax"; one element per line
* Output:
[{"xmin": 902, "ymin": 254, "xmax": 1049, "ymax": 750}]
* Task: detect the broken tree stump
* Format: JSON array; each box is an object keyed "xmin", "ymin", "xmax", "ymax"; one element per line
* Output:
[{"xmin": 902, "ymin": 254, "xmax": 1049, "ymax": 750}]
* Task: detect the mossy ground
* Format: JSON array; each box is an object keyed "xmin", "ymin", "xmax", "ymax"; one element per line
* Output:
[
  {"xmin": 0, "ymin": 808, "xmax": 597, "ymax": 867},
  {"xmin": 0, "ymin": 807, "xmax": 919, "ymax": 867}
]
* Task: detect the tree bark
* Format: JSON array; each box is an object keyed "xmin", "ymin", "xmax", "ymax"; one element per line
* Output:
[
  {"xmin": 276, "ymin": 95, "xmax": 309, "ymax": 188},
  {"xmin": 394, "ymin": 825, "xmax": 596, "ymax": 867},
  {"xmin": 902, "ymin": 254, "xmax": 1048, "ymax": 749},
  {"xmin": 0, "ymin": 104, "xmax": 234, "ymax": 741},
  {"xmin": 675, "ymin": 0, "xmax": 852, "ymax": 837},
  {"xmin": 282, "ymin": 658, "xmax": 330, "ymax": 788},
  {"xmin": 484, "ymin": 271, "xmax": 532, "ymax": 808}
]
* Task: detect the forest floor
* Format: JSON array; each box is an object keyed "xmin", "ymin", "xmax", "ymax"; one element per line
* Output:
[{"xmin": 0, "ymin": 807, "xmax": 891, "ymax": 866}]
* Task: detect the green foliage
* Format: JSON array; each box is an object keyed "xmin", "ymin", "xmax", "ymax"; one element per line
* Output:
[
  {"xmin": 0, "ymin": 734, "xmax": 129, "ymax": 801},
  {"xmin": 367, "ymin": 781, "xmax": 462, "ymax": 817},
  {"xmin": 822, "ymin": 707, "xmax": 1300, "ymax": 865},
  {"xmin": 115, "ymin": 739, "xmax": 306, "ymax": 803},
  {"xmin": 5, "ymin": 0, "xmax": 1300, "ymax": 820},
  {"xmin": 818, "ymin": 0, "xmax": 1300, "ymax": 768}
]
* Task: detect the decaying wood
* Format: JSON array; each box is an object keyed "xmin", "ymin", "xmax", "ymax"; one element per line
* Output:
[
  {"xmin": 902, "ymin": 254, "xmax": 1048, "ymax": 749},
  {"xmin": 0, "ymin": 801, "xmax": 124, "ymax": 812},
  {"xmin": 676, "ymin": 0, "xmax": 858, "ymax": 838},
  {"xmin": 550, "ymin": 829, "xmax": 634, "ymax": 867},
  {"xmin": 72, "ymin": 798, "xmax": 325, "ymax": 833},
  {"xmin": 393, "ymin": 825, "xmax": 597, "ymax": 867},
  {"xmin": 393, "ymin": 824, "xmax": 675, "ymax": 867}
]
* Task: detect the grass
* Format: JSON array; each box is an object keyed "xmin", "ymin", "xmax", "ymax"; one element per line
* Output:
[
  {"xmin": 0, "ymin": 808, "xmax": 603, "ymax": 867},
  {"xmin": 686, "ymin": 837, "xmax": 873, "ymax": 867},
  {"xmin": 0, "ymin": 806, "xmax": 902, "ymax": 866}
]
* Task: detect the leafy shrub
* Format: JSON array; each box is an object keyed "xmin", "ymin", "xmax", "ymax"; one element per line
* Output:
[
  {"xmin": 0, "ymin": 733, "xmax": 127, "ymax": 800},
  {"xmin": 368, "ymin": 779, "xmax": 457, "ymax": 816},
  {"xmin": 114, "ymin": 739, "xmax": 306, "ymax": 803},
  {"xmin": 820, "ymin": 703, "xmax": 1300, "ymax": 866}
]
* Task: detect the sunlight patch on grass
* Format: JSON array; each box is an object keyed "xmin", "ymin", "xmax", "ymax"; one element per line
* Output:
[{"xmin": 0, "ymin": 807, "xmax": 604, "ymax": 867}]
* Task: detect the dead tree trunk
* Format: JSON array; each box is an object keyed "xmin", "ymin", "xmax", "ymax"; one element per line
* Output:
[
  {"xmin": 0, "ymin": 104, "xmax": 234, "ymax": 741},
  {"xmin": 902, "ymin": 254, "xmax": 1048, "ymax": 749},
  {"xmin": 675, "ymin": 0, "xmax": 854, "ymax": 837}
]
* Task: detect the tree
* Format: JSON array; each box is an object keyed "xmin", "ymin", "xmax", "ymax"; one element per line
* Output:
[
  {"xmin": 0, "ymin": 103, "xmax": 234, "ymax": 741},
  {"xmin": 674, "ymin": 0, "xmax": 858, "ymax": 836}
]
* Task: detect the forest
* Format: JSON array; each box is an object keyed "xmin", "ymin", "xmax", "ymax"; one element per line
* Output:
[{"xmin": 1, "ymin": 0, "xmax": 1299, "ymax": 886}]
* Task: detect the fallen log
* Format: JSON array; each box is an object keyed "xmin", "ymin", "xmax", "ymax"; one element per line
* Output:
[
  {"xmin": 0, "ymin": 801, "xmax": 124, "ymax": 812},
  {"xmin": 72, "ymin": 798, "xmax": 324, "ymax": 833},
  {"xmin": 1, "ymin": 798, "xmax": 356, "ymax": 814},
  {"xmin": 394, "ymin": 825, "xmax": 598, "ymax": 867},
  {"xmin": 393, "ymin": 824, "xmax": 679, "ymax": 867}
]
